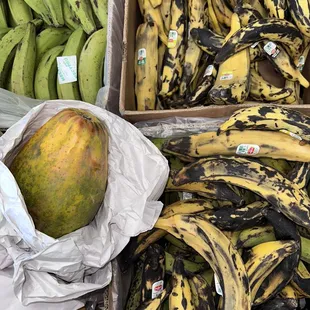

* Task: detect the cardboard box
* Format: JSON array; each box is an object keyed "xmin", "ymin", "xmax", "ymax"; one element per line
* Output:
[{"xmin": 120, "ymin": 0, "xmax": 310, "ymax": 123}]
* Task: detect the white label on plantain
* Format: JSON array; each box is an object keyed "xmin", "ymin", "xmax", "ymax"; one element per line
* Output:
[
  {"xmin": 57, "ymin": 56, "xmax": 77, "ymax": 84},
  {"xmin": 264, "ymin": 42, "xmax": 280, "ymax": 58},
  {"xmin": 220, "ymin": 72, "xmax": 233, "ymax": 81},
  {"xmin": 168, "ymin": 30, "xmax": 178, "ymax": 48},
  {"xmin": 251, "ymin": 42, "xmax": 259, "ymax": 48},
  {"xmin": 236, "ymin": 144, "xmax": 260, "ymax": 156},
  {"xmin": 204, "ymin": 65, "xmax": 214, "ymax": 77},
  {"xmin": 137, "ymin": 48, "xmax": 146, "ymax": 65},
  {"xmin": 298, "ymin": 56, "xmax": 305, "ymax": 72},
  {"xmin": 214, "ymin": 274, "xmax": 223, "ymax": 296},
  {"xmin": 152, "ymin": 280, "xmax": 164, "ymax": 299}
]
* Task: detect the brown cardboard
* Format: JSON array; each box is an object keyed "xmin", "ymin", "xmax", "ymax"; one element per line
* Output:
[{"xmin": 120, "ymin": 0, "xmax": 310, "ymax": 123}]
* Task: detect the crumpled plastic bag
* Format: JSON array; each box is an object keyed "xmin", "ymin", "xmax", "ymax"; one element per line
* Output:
[{"xmin": 0, "ymin": 100, "xmax": 169, "ymax": 306}]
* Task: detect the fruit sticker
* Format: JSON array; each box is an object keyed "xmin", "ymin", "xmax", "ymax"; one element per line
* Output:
[
  {"xmin": 152, "ymin": 280, "xmax": 164, "ymax": 299},
  {"xmin": 264, "ymin": 42, "xmax": 280, "ymax": 58},
  {"xmin": 204, "ymin": 65, "xmax": 214, "ymax": 77},
  {"xmin": 214, "ymin": 274, "xmax": 223, "ymax": 296},
  {"xmin": 137, "ymin": 48, "xmax": 146, "ymax": 65},
  {"xmin": 236, "ymin": 144, "xmax": 260, "ymax": 156},
  {"xmin": 298, "ymin": 56, "xmax": 305, "ymax": 72},
  {"xmin": 220, "ymin": 72, "xmax": 233, "ymax": 81},
  {"xmin": 57, "ymin": 56, "xmax": 77, "ymax": 84},
  {"xmin": 168, "ymin": 30, "xmax": 178, "ymax": 48}
]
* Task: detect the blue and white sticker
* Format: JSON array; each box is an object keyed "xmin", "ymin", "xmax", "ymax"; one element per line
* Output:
[{"xmin": 57, "ymin": 56, "xmax": 77, "ymax": 84}]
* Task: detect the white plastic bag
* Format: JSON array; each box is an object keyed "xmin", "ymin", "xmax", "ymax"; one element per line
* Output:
[{"xmin": 0, "ymin": 100, "xmax": 169, "ymax": 306}]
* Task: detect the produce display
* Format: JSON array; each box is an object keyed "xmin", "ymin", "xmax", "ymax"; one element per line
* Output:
[
  {"xmin": 10, "ymin": 108, "xmax": 109, "ymax": 238},
  {"xmin": 0, "ymin": 0, "xmax": 107, "ymax": 104},
  {"xmin": 123, "ymin": 105, "xmax": 310, "ymax": 309},
  {"xmin": 134, "ymin": 0, "xmax": 310, "ymax": 110}
]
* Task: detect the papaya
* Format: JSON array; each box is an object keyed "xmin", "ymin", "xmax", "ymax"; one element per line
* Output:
[{"xmin": 10, "ymin": 108, "xmax": 109, "ymax": 238}]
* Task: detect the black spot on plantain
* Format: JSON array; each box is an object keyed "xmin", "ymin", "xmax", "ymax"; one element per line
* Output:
[
  {"xmin": 234, "ymin": 120, "xmax": 246, "ymax": 130},
  {"xmin": 172, "ymin": 292, "xmax": 178, "ymax": 297},
  {"xmin": 242, "ymin": 274, "xmax": 250, "ymax": 295},
  {"xmin": 93, "ymin": 0, "xmax": 98, "ymax": 8},
  {"xmin": 181, "ymin": 296, "xmax": 188, "ymax": 309},
  {"xmin": 75, "ymin": 1, "xmax": 81, "ymax": 8}
]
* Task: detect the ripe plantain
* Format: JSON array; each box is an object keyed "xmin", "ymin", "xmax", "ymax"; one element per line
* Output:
[
  {"xmin": 173, "ymin": 157, "xmax": 310, "ymax": 229},
  {"xmin": 163, "ymin": 130, "xmax": 310, "ymax": 162},
  {"xmin": 218, "ymin": 105, "xmax": 310, "ymax": 142},
  {"xmin": 138, "ymin": 0, "xmax": 168, "ymax": 45},
  {"xmin": 159, "ymin": 0, "xmax": 186, "ymax": 98},
  {"xmin": 245, "ymin": 240, "xmax": 299, "ymax": 301},
  {"xmin": 135, "ymin": 21, "xmax": 158, "ymax": 110},
  {"xmin": 155, "ymin": 213, "xmax": 252, "ymax": 310},
  {"xmin": 215, "ymin": 19, "xmax": 304, "ymax": 64},
  {"xmin": 208, "ymin": 13, "xmax": 250, "ymax": 105}
]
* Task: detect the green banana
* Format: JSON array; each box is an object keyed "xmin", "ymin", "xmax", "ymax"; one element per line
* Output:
[
  {"xmin": 165, "ymin": 251, "xmax": 208, "ymax": 274},
  {"xmin": 0, "ymin": 24, "xmax": 28, "ymax": 88},
  {"xmin": 301, "ymin": 236, "xmax": 310, "ymax": 264},
  {"xmin": 7, "ymin": 0, "xmax": 33, "ymax": 26},
  {"xmin": 63, "ymin": 0, "xmax": 80, "ymax": 30},
  {"xmin": 215, "ymin": 19, "xmax": 304, "ymax": 64},
  {"xmin": 90, "ymin": 0, "xmax": 108, "ymax": 31},
  {"xmin": 0, "ymin": 0, "xmax": 8, "ymax": 28},
  {"xmin": 57, "ymin": 27, "xmax": 86, "ymax": 100},
  {"xmin": 173, "ymin": 157, "xmax": 310, "ymax": 229},
  {"xmin": 43, "ymin": 0, "xmax": 64, "ymax": 27},
  {"xmin": 125, "ymin": 255, "xmax": 145, "ymax": 310},
  {"xmin": 34, "ymin": 45, "xmax": 65, "ymax": 100},
  {"xmin": 0, "ymin": 27, "xmax": 11, "ymax": 40},
  {"xmin": 79, "ymin": 28, "xmax": 107, "ymax": 104},
  {"xmin": 67, "ymin": 0, "xmax": 97, "ymax": 35},
  {"xmin": 236, "ymin": 226, "xmax": 276, "ymax": 249},
  {"xmin": 11, "ymin": 22, "xmax": 36, "ymax": 98},
  {"xmin": 166, "ymin": 243, "xmax": 206, "ymax": 263},
  {"xmin": 36, "ymin": 27, "xmax": 72, "ymax": 65},
  {"xmin": 23, "ymin": 0, "xmax": 53, "ymax": 25}
]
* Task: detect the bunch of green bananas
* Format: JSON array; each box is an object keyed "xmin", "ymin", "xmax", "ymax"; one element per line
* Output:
[
  {"xmin": 0, "ymin": 0, "xmax": 108, "ymax": 104},
  {"xmin": 134, "ymin": 0, "xmax": 310, "ymax": 110},
  {"xmin": 123, "ymin": 105, "xmax": 310, "ymax": 309}
]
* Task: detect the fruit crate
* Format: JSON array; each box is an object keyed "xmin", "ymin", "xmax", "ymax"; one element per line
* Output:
[{"xmin": 119, "ymin": 0, "xmax": 310, "ymax": 123}]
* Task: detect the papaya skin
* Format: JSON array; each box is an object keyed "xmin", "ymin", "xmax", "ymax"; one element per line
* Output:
[{"xmin": 10, "ymin": 108, "xmax": 109, "ymax": 238}]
